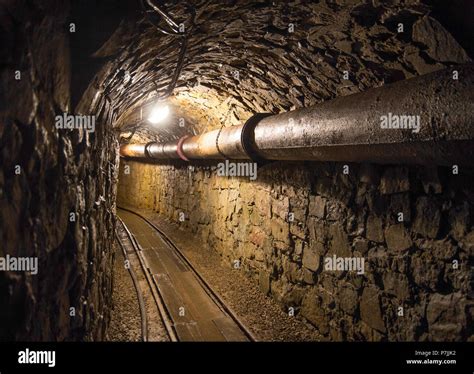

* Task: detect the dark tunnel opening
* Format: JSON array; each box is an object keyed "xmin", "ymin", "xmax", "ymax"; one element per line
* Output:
[{"xmin": 0, "ymin": 0, "xmax": 473, "ymax": 365}]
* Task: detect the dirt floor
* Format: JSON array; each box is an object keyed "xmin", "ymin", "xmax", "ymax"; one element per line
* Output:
[
  {"xmin": 109, "ymin": 208, "xmax": 322, "ymax": 342},
  {"xmin": 145, "ymin": 210, "xmax": 322, "ymax": 342},
  {"xmin": 107, "ymin": 242, "xmax": 142, "ymax": 342}
]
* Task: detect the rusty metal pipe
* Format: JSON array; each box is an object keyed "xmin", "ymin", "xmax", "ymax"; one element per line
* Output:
[
  {"xmin": 120, "ymin": 143, "xmax": 147, "ymax": 158},
  {"xmin": 120, "ymin": 63, "xmax": 474, "ymax": 165}
]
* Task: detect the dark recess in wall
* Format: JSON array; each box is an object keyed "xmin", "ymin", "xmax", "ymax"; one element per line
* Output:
[
  {"xmin": 427, "ymin": 0, "xmax": 474, "ymax": 58},
  {"xmin": 69, "ymin": 0, "xmax": 139, "ymax": 110}
]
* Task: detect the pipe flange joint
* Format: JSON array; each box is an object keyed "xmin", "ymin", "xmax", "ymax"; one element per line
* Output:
[
  {"xmin": 215, "ymin": 125, "xmax": 228, "ymax": 159},
  {"xmin": 241, "ymin": 113, "xmax": 272, "ymax": 164},
  {"xmin": 144, "ymin": 142, "xmax": 156, "ymax": 158},
  {"xmin": 176, "ymin": 135, "xmax": 190, "ymax": 161}
]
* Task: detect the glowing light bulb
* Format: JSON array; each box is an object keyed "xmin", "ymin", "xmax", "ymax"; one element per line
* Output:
[{"xmin": 148, "ymin": 104, "xmax": 169, "ymax": 124}]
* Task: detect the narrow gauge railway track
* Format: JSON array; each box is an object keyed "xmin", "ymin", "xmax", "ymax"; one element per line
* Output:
[
  {"xmin": 115, "ymin": 228, "xmax": 148, "ymax": 341},
  {"xmin": 116, "ymin": 207, "xmax": 256, "ymax": 342},
  {"xmin": 116, "ymin": 216, "xmax": 176, "ymax": 341}
]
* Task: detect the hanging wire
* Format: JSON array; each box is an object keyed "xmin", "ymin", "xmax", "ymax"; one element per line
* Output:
[
  {"xmin": 144, "ymin": 0, "xmax": 180, "ymax": 32},
  {"xmin": 120, "ymin": 1, "xmax": 195, "ymax": 144},
  {"xmin": 140, "ymin": 0, "xmax": 195, "ymax": 101}
]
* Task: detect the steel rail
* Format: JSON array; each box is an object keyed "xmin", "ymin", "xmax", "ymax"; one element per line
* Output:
[
  {"xmin": 117, "ymin": 205, "xmax": 257, "ymax": 342},
  {"xmin": 114, "ymin": 229, "xmax": 148, "ymax": 342},
  {"xmin": 117, "ymin": 214, "xmax": 179, "ymax": 342}
]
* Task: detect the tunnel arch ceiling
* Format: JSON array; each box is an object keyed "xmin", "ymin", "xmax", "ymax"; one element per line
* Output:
[{"xmin": 77, "ymin": 0, "xmax": 471, "ymax": 145}]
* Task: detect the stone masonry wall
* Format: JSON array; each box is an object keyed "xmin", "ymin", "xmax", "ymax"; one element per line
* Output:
[
  {"xmin": 0, "ymin": 0, "xmax": 118, "ymax": 341},
  {"xmin": 118, "ymin": 160, "xmax": 473, "ymax": 341},
  {"xmin": 109, "ymin": 0, "xmax": 472, "ymax": 141},
  {"xmin": 115, "ymin": 0, "xmax": 473, "ymax": 342}
]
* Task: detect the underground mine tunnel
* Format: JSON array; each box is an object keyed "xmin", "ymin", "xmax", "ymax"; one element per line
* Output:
[{"xmin": 0, "ymin": 0, "xmax": 473, "ymax": 346}]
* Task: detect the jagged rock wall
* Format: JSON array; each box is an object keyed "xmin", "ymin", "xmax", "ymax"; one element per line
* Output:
[
  {"xmin": 117, "ymin": 0, "xmax": 473, "ymax": 341},
  {"xmin": 109, "ymin": 0, "xmax": 471, "ymax": 140},
  {"xmin": 0, "ymin": 0, "xmax": 118, "ymax": 341},
  {"xmin": 118, "ymin": 161, "xmax": 473, "ymax": 341}
]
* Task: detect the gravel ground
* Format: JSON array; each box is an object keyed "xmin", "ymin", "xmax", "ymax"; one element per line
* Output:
[
  {"xmin": 107, "ymin": 242, "xmax": 142, "ymax": 342},
  {"xmin": 145, "ymin": 210, "xmax": 322, "ymax": 342}
]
